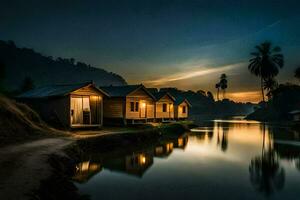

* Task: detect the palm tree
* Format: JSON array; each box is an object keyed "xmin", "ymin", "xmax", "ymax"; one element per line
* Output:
[
  {"xmin": 263, "ymin": 78, "xmax": 278, "ymax": 100},
  {"xmin": 295, "ymin": 67, "xmax": 300, "ymax": 82},
  {"xmin": 248, "ymin": 41, "xmax": 284, "ymax": 102},
  {"xmin": 215, "ymin": 83, "xmax": 220, "ymax": 101},
  {"xmin": 219, "ymin": 74, "xmax": 228, "ymax": 99}
]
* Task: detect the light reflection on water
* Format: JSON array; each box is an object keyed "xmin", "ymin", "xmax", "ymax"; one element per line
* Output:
[{"xmin": 74, "ymin": 120, "xmax": 300, "ymax": 200}]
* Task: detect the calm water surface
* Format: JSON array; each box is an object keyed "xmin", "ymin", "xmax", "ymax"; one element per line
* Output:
[{"xmin": 74, "ymin": 120, "xmax": 300, "ymax": 200}]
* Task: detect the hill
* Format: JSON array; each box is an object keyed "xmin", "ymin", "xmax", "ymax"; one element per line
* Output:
[
  {"xmin": 0, "ymin": 95, "xmax": 62, "ymax": 146},
  {"xmin": 0, "ymin": 40, "xmax": 126, "ymax": 91},
  {"xmin": 160, "ymin": 88, "xmax": 255, "ymax": 119}
]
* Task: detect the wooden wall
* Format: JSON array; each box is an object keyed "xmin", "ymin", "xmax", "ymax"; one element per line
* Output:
[
  {"xmin": 125, "ymin": 88, "xmax": 155, "ymax": 119},
  {"xmin": 47, "ymin": 96, "xmax": 71, "ymax": 127},
  {"xmin": 72, "ymin": 85, "xmax": 103, "ymax": 96},
  {"xmin": 155, "ymin": 95, "xmax": 174, "ymax": 119},
  {"xmin": 103, "ymin": 97, "xmax": 124, "ymax": 118},
  {"xmin": 22, "ymin": 96, "xmax": 70, "ymax": 127},
  {"xmin": 175, "ymin": 101, "xmax": 189, "ymax": 119}
]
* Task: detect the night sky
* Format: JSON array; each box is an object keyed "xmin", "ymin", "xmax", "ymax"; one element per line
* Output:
[{"xmin": 1, "ymin": 0, "xmax": 300, "ymax": 102}]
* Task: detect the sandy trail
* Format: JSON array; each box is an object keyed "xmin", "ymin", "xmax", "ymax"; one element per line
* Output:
[{"xmin": 0, "ymin": 138, "xmax": 73, "ymax": 200}]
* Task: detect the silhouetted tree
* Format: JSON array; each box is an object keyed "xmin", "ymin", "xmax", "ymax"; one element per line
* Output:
[
  {"xmin": 295, "ymin": 67, "xmax": 300, "ymax": 82},
  {"xmin": 207, "ymin": 91, "xmax": 214, "ymax": 101},
  {"xmin": 20, "ymin": 77, "xmax": 35, "ymax": 93},
  {"xmin": 263, "ymin": 78, "xmax": 278, "ymax": 100},
  {"xmin": 69, "ymin": 58, "xmax": 75, "ymax": 65},
  {"xmin": 196, "ymin": 90, "xmax": 206, "ymax": 96},
  {"xmin": 215, "ymin": 83, "xmax": 220, "ymax": 101},
  {"xmin": 220, "ymin": 74, "xmax": 228, "ymax": 99},
  {"xmin": 248, "ymin": 41, "xmax": 284, "ymax": 102},
  {"xmin": 76, "ymin": 61, "xmax": 88, "ymax": 68},
  {"xmin": 7, "ymin": 40, "xmax": 16, "ymax": 48}
]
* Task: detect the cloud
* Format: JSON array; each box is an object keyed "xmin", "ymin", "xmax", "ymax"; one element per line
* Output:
[{"xmin": 144, "ymin": 62, "xmax": 245, "ymax": 86}]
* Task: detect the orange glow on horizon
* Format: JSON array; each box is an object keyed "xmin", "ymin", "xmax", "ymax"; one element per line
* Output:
[{"xmin": 225, "ymin": 91, "xmax": 262, "ymax": 103}]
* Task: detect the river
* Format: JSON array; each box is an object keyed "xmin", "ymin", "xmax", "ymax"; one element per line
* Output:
[{"xmin": 73, "ymin": 120, "xmax": 300, "ymax": 200}]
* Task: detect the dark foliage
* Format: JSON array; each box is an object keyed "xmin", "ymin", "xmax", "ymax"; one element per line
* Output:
[
  {"xmin": 263, "ymin": 78, "xmax": 278, "ymax": 99},
  {"xmin": 160, "ymin": 87, "xmax": 255, "ymax": 118},
  {"xmin": 20, "ymin": 77, "xmax": 35, "ymax": 93},
  {"xmin": 0, "ymin": 40, "xmax": 127, "ymax": 91},
  {"xmin": 247, "ymin": 84, "xmax": 300, "ymax": 121}
]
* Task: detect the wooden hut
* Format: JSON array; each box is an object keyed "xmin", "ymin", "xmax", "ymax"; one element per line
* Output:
[
  {"xmin": 100, "ymin": 84, "xmax": 156, "ymax": 125},
  {"xmin": 174, "ymin": 97, "xmax": 192, "ymax": 120},
  {"xmin": 18, "ymin": 82, "xmax": 108, "ymax": 128},
  {"xmin": 151, "ymin": 91, "xmax": 176, "ymax": 122}
]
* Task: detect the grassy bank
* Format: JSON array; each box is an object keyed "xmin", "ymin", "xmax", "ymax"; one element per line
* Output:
[{"xmin": 0, "ymin": 96, "xmax": 66, "ymax": 146}]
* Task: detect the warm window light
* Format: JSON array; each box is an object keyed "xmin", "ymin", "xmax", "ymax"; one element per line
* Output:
[
  {"xmin": 141, "ymin": 102, "xmax": 146, "ymax": 108},
  {"xmin": 178, "ymin": 138, "xmax": 183, "ymax": 147},
  {"xmin": 76, "ymin": 161, "xmax": 90, "ymax": 172},
  {"xmin": 139, "ymin": 154, "xmax": 146, "ymax": 164},
  {"xmin": 90, "ymin": 96, "xmax": 100, "ymax": 101},
  {"xmin": 155, "ymin": 146, "xmax": 163, "ymax": 154},
  {"xmin": 166, "ymin": 143, "xmax": 173, "ymax": 152}
]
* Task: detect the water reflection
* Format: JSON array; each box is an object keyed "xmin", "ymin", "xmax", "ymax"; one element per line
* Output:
[
  {"xmin": 73, "ymin": 133, "xmax": 189, "ymax": 180},
  {"xmin": 155, "ymin": 143, "xmax": 173, "ymax": 158},
  {"xmin": 80, "ymin": 149, "xmax": 154, "ymax": 178},
  {"xmin": 249, "ymin": 151, "xmax": 285, "ymax": 196},
  {"xmin": 73, "ymin": 161, "xmax": 102, "ymax": 183},
  {"xmin": 73, "ymin": 120, "xmax": 300, "ymax": 200},
  {"xmin": 272, "ymin": 126, "xmax": 300, "ymax": 172},
  {"xmin": 249, "ymin": 124, "xmax": 285, "ymax": 196}
]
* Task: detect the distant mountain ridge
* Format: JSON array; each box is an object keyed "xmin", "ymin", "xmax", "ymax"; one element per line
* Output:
[{"xmin": 0, "ymin": 40, "xmax": 127, "ymax": 91}]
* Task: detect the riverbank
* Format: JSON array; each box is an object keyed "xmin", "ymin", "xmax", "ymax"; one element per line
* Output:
[
  {"xmin": 37, "ymin": 122, "xmax": 192, "ymax": 199},
  {"xmin": 33, "ymin": 123, "xmax": 190, "ymax": 199},
  {"xmin": 0, "ymin": 138, "xmax": 73, "ymax": 200},
  {"xmin": 0, "ymin": 120, "xmax": 193, "ymax": 200}
]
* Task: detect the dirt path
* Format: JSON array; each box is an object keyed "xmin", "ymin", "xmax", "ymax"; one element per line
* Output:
[{"xmin": 0, "ymin": 138, "xmax": 73, "ymax": 200}]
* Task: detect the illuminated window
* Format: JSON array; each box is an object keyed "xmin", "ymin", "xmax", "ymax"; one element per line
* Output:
[
  {"xmin": 182, "ymin": 106, "xmax": 186, "ymax": 113},
  {"xmin": 162, "ymin": 103, "xmax": 167, "ymax": 112},
  {"xmin": 82, "ymin": 97, "xmax": 90, "ymax": 111}
]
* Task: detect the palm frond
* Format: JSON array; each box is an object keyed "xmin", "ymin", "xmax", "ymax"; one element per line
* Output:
[
  {"xmin": 272, "ymin": 46, "xmax": 281, "ymax": 52},
  {"xmin": 251, "ymin": 52, "xmax": 260, "ymax": 56}
]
